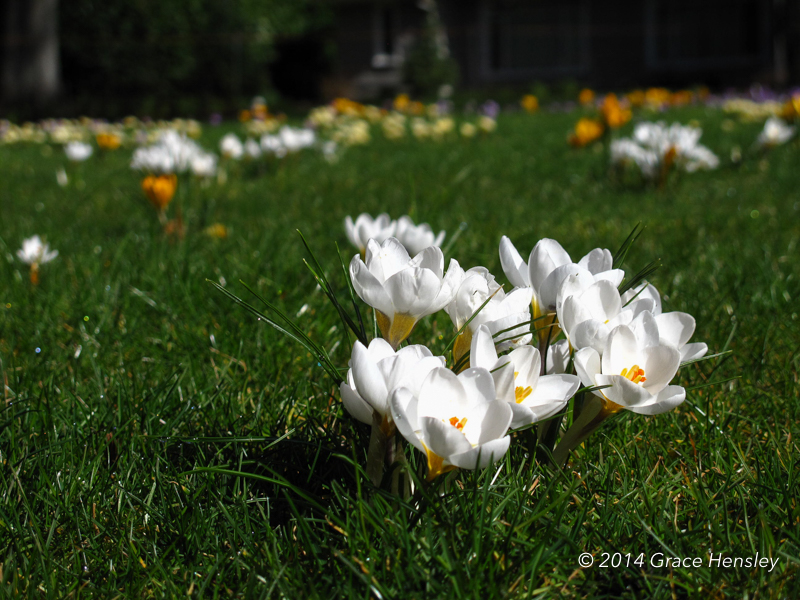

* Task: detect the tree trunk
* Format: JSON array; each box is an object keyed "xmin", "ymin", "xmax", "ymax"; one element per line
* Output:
[{"xmin": 2, "ymin": 0, "xmax": 61, "ymax": 103}]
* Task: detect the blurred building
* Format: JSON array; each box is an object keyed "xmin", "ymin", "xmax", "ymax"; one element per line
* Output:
[{"xmin": 323, "ymin": 0, "xmax": 800, "ymax": 99}]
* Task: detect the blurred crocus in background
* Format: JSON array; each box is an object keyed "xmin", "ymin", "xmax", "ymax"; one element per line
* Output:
[
  {"xmin": 64, "ymin": 141, "xmax": 92, "ymax": 162},
  {"xmin": 17, "ymin": 235, "xmax": 58, "ymax": 285}
]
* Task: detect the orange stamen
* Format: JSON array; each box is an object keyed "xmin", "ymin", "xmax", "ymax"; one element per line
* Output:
[
  {"xmin": 620, "ymin": 365, "xmax": 647, "ymax": 384},
  {"xmin": 448, "ymin": 416, "xmax": 467, "ymax": 431}
]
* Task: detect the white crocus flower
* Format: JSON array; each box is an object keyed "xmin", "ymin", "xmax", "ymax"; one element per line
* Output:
[
  {"xmin": 64, "ymin": 141, "xmax": 92, "ymax": 162},
  {"xmin": 219, "ymin": 133, "xmax": 244, "ymax": 160},
  {"xmin": 344, "ymin": 212, "xmax": 397, "ymax": 255},
  {"xmin": 621, "ymin": 282, "xmax": 707, "ymax": 362},
  {"xmin": 279, "ymin": 125, "xmax": 316, "ymax": 152},
  {"xmin": 624, "ymin": 121, "xmax": 719, "ymax": 176},
  {"xmin": 499, "ymin": 236, "xmax": 624, "ymax": 344},
  {"xmin": 470, "ymin": 325, "xmax": 579, "ymax": 429},
  {"xmin": 243, "ymin": 138, "xmax": 262, "ymax": 159},
  {"xmin": 757, "ymin": 117, "xmax": 795, "ymax": 148},
  {"xmin": 260, "ymin": 134, "xmax": 287, "ymax": 158},
  {"xmin": 190, "ymin": 153, "xmax": 217, "ymax": 178},
  {"xmin": 394, "ymin": 215, "xmax": 446, "ymax": 256},
  {"xmin": 350, "ymin": 238, "xmax": 460, "ymax": 349},
  {"xmin": 339, "ymin": 338, "xmax": 445, "ymax": 435},
  {"xmin": 558, "ymin": 277, "xmax": 656, "ymax": 353},
  {"xmin": 390, "ymin": 366, "xmax": 512, "ymax": 481},
  {"xmin": 131, "ymin": 130, "xmax": 207, "ymax": 174},
  {"xmin": 444, "ymin": 266, "xmax": 532, "ymax": 366},
  {"xmin": 56, "ymin": 168, "xmax": 68, "ymax": 187},
  {"xmin": 574, "ymin": 319, "xmax": 684, "ymax": 415},
  {"xmin": 610, "ymin": 138, "xmax": 659, "ymax": 179},
  {"xmin": 17, "ymin": 235, "xmax": 58, "ymax": 265},
  {"xmin": 545, "ymin": 339, "xmax": 571, "ymax": 375}
]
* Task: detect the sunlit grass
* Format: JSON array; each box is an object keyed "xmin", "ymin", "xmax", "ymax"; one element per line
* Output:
[{"xmin": 1, "ymin": 107, "xmax": 798, "ymax": 598}]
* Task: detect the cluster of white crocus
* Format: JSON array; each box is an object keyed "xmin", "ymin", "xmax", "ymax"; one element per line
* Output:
[
  {"xmin": 222, "ymin": 127, "xmax": 321, "ymax": 160},
  {"xmin": 611, "ymin": 122, "xmax": 719, "ymax": 179},
  {"xmin": 261, "ymin": 125, "xmax": 317, "ymax": 156},
  {"xmin": 756, "ymin": 117, "xmax": 795, "ymax": 148},
  {"xmin": 340, "ymin": 231, "xmax": 707, "ymax": 482},
  {"xmin": 131, "ymin": 130, "xmax": 217, "ymax": 177},
  {"xmin": 345, "ymin": 212, "xmax": 445, "ymax": 257}
]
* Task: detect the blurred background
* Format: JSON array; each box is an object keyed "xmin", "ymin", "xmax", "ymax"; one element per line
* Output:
[{"xmin": 2, "ymin": 0, "xmax": 799, "ymax": 120}]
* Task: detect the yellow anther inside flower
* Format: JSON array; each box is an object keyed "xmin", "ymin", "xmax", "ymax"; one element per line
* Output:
[
  {"xmin": 448, "ymin": 416, "xmax": 467, "ymax": 431},
  {"xmin": 515, "ymin": 386, "xmax": 532, "ymax": 404},
  {"xmin": 620, "ymin": 364, "xmax": 647, "ymax": 384}
]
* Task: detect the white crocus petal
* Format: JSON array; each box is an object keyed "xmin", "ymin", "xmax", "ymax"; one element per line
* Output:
[
  {"xmin": 219, "ymin": 133, "xmax": 244, "ymax": 159},
  {"xmin": 757, "ymin": 117, "xmax": 795, "ymax": 147},
  {"xmin": 409, "ymin": 245, "xmax": 445, "ymax": 279},
  {"xmin": 17, "ymin": 235, "xmax": 58, "ymax": 265},
  {"xmin": 680, "ymin": 343, "xmax": 708, "ymax": 362},
  {"xmin": 449, "ymin": 436, "xmax": 511, "ymax": 469},
  {"xmin": 469, "ymin": 325, "xmax": 578, "ymax": 429},
  {"xmin": 417, "ymin": 368, "xmax": 474, "ymax": 421},
  {"xmin": 640, "ymin": 345, "xmax": 681, "ymax": 393},
  {"xmin": 344, "ymin": 213, "xmax": 396, "ymax": 254},
  {"xmin": 426, "ymin": 259, "xmax": 462, "ymax": 314},
  {"xmin": 656, "ymin": 312, "xmax": 695, "ymax": 348},
  {"xmin": 621, "ymin": 281, "xmax": 662, "ymax": 314},
  {"xmin": 340, "ymin": 375, "xmax": 373, "ymax": 425},
  {"xmin": 342, "ymin": 340, "xmax": 445, "ymax": 433},
  {"xmin": 546, "ymin": 339, "xmax": 571, "ymax": 375},
  {"xmin": 365, "ymin": 237, "xmax": 410, "ymax": 282},
  {"xmin": 628, "ymin": 310, "xmax": 661, "ymax": 349},
  {"xmin": 351, "ymin": 341, "xmax": 390, "ymax": 414},
  {"xmin": 469, "ymin": 322, "xmax": 501, "ymax": 368},
  {"xmin": 65, "ymin": 141, "xmax": 93, "ymax": 161},
  {"xmin": 390, "ymin": 387, "xmax": 424, "ymax": 452},
  {"xmin": 499, "ymin": 236, "xmax": 530, "ymax": 288},
  {"xmin": 578, "ymin": 324, "xmax": 685, "ymax": 414},
  {"xmin": 591, "ymin": 268, "xmax": 625, "ymax": 288},
  {"xmin": 629, "ymin": 386, "xmax": 686, "ymax": 415},
  {"xmin": 596, "ymin": 373, "xmax": 652, "ymax": 407},
  {"xmin": 602, "ymin": 325, "xmax": 641, "ymax": 376},
  {"xmin": 446, "ymin": 269, "xmax": 532, "ymax": 363},
  {"xmin": 392, "ymin": 365, "xmax": 512, "ymax": 479},
  {"xmin": 543, "ymin": 264, "xmax": 592, "ymax": 314},
  {"xmin": 571, "ymin": 320, "xmax": 610, "ymax": 354},
  {"xmin": 578, "ymin": 248, "xmax": 614, "ymax": 274},
  {"xmin": 420, "ymin": 417, "xmax": 473, "ymax": 459},
  {"xmin": 527, "ymin": 374, "xmax": 580, "ymax": 415},
  {"xmin": 528, "ymin": 238, "xmax": 572, "ymax": 294},
  {"xmin": 574, "ymin": 347, "xmax": 602, "ymax": 396},
  {"xmin": 394, "ymin": 215, "xmax": 446, "ymax": 256},
  {"xmin": 349, "ymin": 259, "xmax": 395, "ymax": 317},
  {"xmin": 384, "ymin": 268, "xmax": 442, "ymax": 314}
]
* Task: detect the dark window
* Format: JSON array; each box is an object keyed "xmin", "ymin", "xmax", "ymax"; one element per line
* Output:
[
  {"xmin": 646, "ymin": 0, "xmax": 767, "ymax": 68},
  {"xmin": 481, "ymin": 0, "xmax": 589, "ymax": 78}
]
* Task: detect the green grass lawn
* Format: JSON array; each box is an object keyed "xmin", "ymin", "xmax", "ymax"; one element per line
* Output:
[{"xmin": 1, "ymin": 107, "xmax": 799, "ymax": 598}]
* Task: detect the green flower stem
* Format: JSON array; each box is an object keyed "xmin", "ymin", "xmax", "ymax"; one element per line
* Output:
[
  {"xmin": 366, "ymin": 417, "xmax": 389, "ymax": 487},
  {"xmin": 551, "ymin": 395, "xmax": 615, "ymax": 468}
]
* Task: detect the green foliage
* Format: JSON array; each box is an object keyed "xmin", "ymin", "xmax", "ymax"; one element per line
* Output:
[
  {"xmin": 402, "ymin": 8, "xmax": 459, "ymax": 98},
  {"xmin": 1, "ymin": 108, "xmax": 799, "ymax": 597},
  {"xmin": 59, "ymin": 0, "xmax": 328, "ymax": 116}
]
